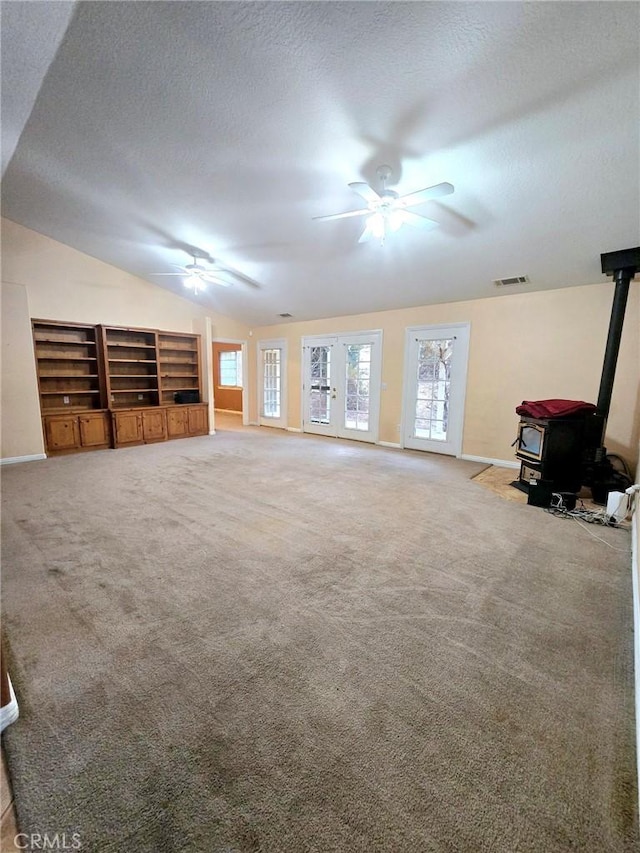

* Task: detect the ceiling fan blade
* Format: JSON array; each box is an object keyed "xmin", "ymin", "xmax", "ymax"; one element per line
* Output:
[
  {"xmin": 358, "ymin": 222, "xmax": 375, "ymax": 243},
  {"xmin": 398, "ymin": 210, "xmax": 439, "ymax": 229},
  {"xmin": 348, "ymin": 182, "xmax": 381, "ymax": 204},
  {"xmin": 313, "ymin": 208, "xmax": 369, "ymax": 222},
  {"xmin": 151, "ymin": 272, "xmax": 188, "ymax": 276},
  {"xmin": 201, "ymin": 273, "xmax": 233, "ymax": 287},
  {"xmin": 358, "ymin": 221, "xmax": 375, "ymax": 243},
  {"xmin": 399, "ymin": 182, "xmax": 454, "ymax": 207}
]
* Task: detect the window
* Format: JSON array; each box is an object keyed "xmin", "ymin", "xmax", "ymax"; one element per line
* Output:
[{"xmin": 219, "ymin": 350, "xmax": 243, "ymax": 387}]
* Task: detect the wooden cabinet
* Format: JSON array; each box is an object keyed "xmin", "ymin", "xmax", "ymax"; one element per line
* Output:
[
  {"xmin": 112, "ymin": 411, "xmax": 143, "ymax": 446},
  {"xmin": 44, "ymin": 415, "xmax": 79, "ymax": 451},
  {"xmin": 112, "ymin": 408, "xmax": 172, "ymax": 447},
  {"xmin": 141, "ymin": 409, "xmax": 167, "ymax": 443},
  {"xmin": 165, "ymin": 404, "xmax": 208, "ymax": 438},
  {"xmin": 43, "ymin": 411, "xmax": 111, "ymax": 454},
  {"xmin": 187, "ymin": 405, "xmax": 208, "ymax": 435},
  {"xmin": 78, "ymin": 412, "xmax": 111, "ymax": 448},
  {"xmin": 166, "ymin": 406, "xmax": 189, "ymax": 438},
  {"xmin": 33, "ymin": 320, "xmax": 208, "ymax": 454}
]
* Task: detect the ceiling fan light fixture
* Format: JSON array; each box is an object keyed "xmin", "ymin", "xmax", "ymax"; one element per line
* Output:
[
  {"xmin": 183, "ymin": 275, "xmax": 205, "ymax": 294},
  {"xmin": 315, "ymin": 167, "xmax": 454, "ymax": 244},
  {"xmin": 388, "ymin": 209, "xmax": 404, "ymax": 232},
  {"xmin": 370, "ymin": 212, "xmax": 386, "ymax": 242}
]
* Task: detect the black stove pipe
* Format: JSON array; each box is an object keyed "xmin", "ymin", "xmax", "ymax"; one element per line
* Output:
[
  {"xmin": 597, "ymin": 248, "xmax": 639, "ymax": 430},
  {"xmin": 596, "ymin": 267, "xmax": 633, "ymax": 420},
  {"xmin": 582, "ymin": 248, "xmax": 639, "ymax": 502}
]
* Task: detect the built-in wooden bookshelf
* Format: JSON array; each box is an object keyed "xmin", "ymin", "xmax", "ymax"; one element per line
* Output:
[
  {"xmin": 32, "ymin": 320, "xmax": 207, "ymax": 455},
  {"xmin": 158, "ymin": 332, "xmax": 202, "ymax": 405},
  {"xmin": 32, "ymin": 320, "xmax": 111, "ymax": 453},
  {"xmin": 32, "ymin": 320, "xmax": 104, "ymax": 412},
  {"xmin": 100, "ymin": 325, "xmax": 160, "ymax": 409}
]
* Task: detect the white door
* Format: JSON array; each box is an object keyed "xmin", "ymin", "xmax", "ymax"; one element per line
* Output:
[
  {"xmin": 302, "ymin": 332, "xmax": 382, "ymax": 443},
  {"xmin": 402, "ymin": 323, "xmax": 470, "ymax": 456},
  {"xmin": 258, "ymin": 339, "xmax": 287, "ymax": 428}
]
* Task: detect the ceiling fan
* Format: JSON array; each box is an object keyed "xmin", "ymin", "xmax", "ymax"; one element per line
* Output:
[
  {"xmin": 313, "ymin": 165, "xmax": 454, "ymax": 244},
  {"xmin": 151, "ymin": 255, "xmax": 234, "ymax": 292}
]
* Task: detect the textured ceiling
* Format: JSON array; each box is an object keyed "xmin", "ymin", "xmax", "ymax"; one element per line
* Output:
[{"xmin": 2, "ymin": 1, "xmax": 639, "ymax": 327}]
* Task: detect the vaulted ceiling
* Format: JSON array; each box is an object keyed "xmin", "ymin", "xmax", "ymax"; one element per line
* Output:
[{"xmin": 2, "ymin": 1, "xmax": 638, "ymax": 327}]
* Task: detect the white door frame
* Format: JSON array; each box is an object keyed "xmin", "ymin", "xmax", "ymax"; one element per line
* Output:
[
  {"xmin": 212, "ymin": 337, "xmax": 249, "ymax": 425},
  {"xmin": 401, "ymin": 322, "xmax": 470, "ymax": 456},
  {"xmin": 257, "ymin": 338, "xmax": 288, "ymax": 429},
  {"xmin": 301, "ymin": 330, "xmax": 383, "ymax": 444}
]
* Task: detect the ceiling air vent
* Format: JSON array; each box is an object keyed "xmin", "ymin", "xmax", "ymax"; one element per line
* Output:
[
  {"xmin": 493, "ymin": 275, "xmax": 530, "ymax": 287},
  {"xmin": 278, "ymin": 312, "xmax": 293, "ymax": 318}
]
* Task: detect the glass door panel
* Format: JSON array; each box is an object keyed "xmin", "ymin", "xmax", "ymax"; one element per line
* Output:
[
  {"xmin": 343, "ymin": 343, "xmax": 372, "ymax": 432},
  {"xmin": 303, "ymin": 339, "xmax": 336, "ymax": 436},
  {"xmin": 263, "ymin": 349, "xmax": 281, "ymax": 418},
  {"xmin": 258, "ymin": 340, "xmax": 287, "ymax": 428},
  {"xmin": 413, "ymin": 338, "xmax": 452, "ymax": 441},
  {"xmin": 403, "ymin": 325, "xmax": 470, "ymax": 456}
]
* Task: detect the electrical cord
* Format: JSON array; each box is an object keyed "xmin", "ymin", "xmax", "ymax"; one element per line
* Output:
[
  {"xmin": 545, "ymin": 493, "xmax": 632, "ymax": 551},
  {"xmin": 606, "ymin": 453, "xmax": 633, "ymax": 479}
]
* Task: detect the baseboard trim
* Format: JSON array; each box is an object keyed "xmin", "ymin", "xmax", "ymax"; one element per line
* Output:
[
  {"xmin": 1, "ymin": 453, "xmax": 47, "ymax": 466},
  {"xmin": 0, "ymin": 675, "xmax": 19, "ymax": 733},
  {"xmin": 286, "ymin": 427, "xmax": 302, "ymax": 433},
  {"xmin": 460, "ymin": 454, "xmax": 520, "ymax": 469},
  {"xmin": 378, "ymin": 441, "xmax": 402, "ymax": 449}
]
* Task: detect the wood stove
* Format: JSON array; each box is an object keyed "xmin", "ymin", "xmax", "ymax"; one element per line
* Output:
[
  {"xmin": 514, "ymin": 412, "xmax": 603, "ymax": 493},
  {"xmin": 514, "ymin": 246, "xmax": 638, "ymax": 503}
]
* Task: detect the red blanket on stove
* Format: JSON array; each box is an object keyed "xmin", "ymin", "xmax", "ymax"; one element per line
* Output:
[{"xmin": 515, "ymin": 399, "xmax": 598, "ymax": 418}]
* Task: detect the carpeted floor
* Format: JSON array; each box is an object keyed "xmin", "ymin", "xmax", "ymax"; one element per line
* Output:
[{"xmin": 1, "ymin": 425, "xmax": 637, "ymax": 852}]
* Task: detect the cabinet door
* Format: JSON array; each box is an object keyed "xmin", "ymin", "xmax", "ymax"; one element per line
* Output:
[
  {"xmin": 44, "ymin": 416, "xmax": 79, "ymax": 451},
  {"xmin": 78, "ymin": 413, "xmax": 110, "ymax": 448},
  {"xmin": 166, "ymin": 407, "xmax": 189, "ymax": 438},
  {"xmin": 141, "ymin": 409, "xmax": 167, "ymax": 442},
  {"xmin": 113, "ymin": 411, "xmax": 143, "ymax": 446},
  {"xmin": 187, "ymin": 405, "xmax": 208, "ymax": 435}
]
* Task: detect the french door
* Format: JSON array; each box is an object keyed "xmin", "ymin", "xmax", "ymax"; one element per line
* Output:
[
  {"xmin": 402, "ymin": 323, "xmax": 470, "ymax": 456},
  {"xmin": 258, "ymin": 339, "xmax": 287, "ymax": 428},
  {"xmin": 302, "ymin": 332, "xmax": 382, "ymax": 443}
]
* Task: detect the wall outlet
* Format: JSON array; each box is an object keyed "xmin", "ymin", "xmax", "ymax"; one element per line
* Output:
[
  {"xmin": 63, "ymin": 396, "xmax": 70, "ymax": 404},
  {"xmin": 138, "ymin": 394, "xmax": 143, "ymax": 400}
]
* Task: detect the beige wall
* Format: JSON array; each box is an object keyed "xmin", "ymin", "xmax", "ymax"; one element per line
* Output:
[
  {"xmin": 2, "ymin": 218, "xmax": 638, "ymax": 469},
  {"xmin": 1, "ymin": 283, "xmax": 45, "ymax": 460},
  {"xmin": 1, "ymin": 218, "xmax": 249, "ymax": 459},
  {"xmin": 250, "ymin": 282, "xmax": 639, "ymax": 469}
]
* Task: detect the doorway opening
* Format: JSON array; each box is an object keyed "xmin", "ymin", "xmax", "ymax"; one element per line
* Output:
[{"xmin": 212, "ymin": 340, "xmax": 248, "ymax": 426}]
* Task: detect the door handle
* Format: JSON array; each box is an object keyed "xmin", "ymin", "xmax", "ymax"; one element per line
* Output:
[{"xmin": 331, "ymin": 388, "xmax": 337, "ymax": 399}]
